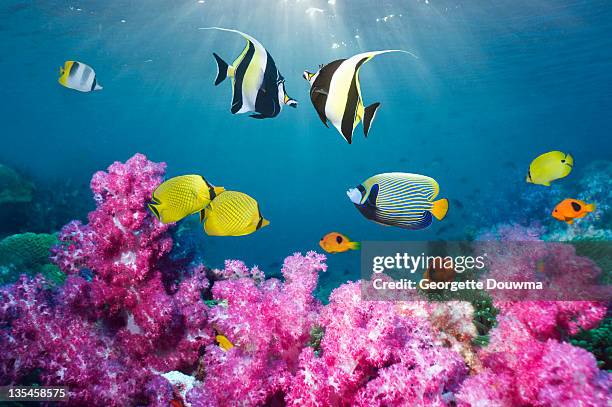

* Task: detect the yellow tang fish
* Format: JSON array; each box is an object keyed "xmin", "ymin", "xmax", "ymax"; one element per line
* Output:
[
  {"xmin": 58, "ymin": 61, "xmax": 102, "ymax": 92},
  {"xmin": 148, "ymin": 175, "xmax": 224, "ymax": 224},
  {"xmin": 215, "ymin": 334, "xmax": 234, "ymax": 351},
  {"xmin": 201, "ymin": 191, "xmax": 269, "ymax": 236},
  {"xmin": 527, "ymin": 151, "xmax": 573, "ymax": 186}
]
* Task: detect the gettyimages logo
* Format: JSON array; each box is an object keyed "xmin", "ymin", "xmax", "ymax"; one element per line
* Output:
[
  {"xmin": 361, "ymin": 241, "xmax": 612, "ymax": 301},
  {"xmin": 372, "ymin": 253, "xmax": 487, "ymax": 274}
]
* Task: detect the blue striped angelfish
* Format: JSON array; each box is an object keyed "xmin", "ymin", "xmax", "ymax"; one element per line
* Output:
[
  {"xmin": 58, "ymin": 61, "xmax": 102, "ymax": 92},
  {"xmin": 202, "ymin": 27, "xmax": 297, "ymax": 119},
  {"xmin": 347, "ymin": 173, "xmax": 448, "ymax": 230},
  {"xmin": 303, "ymin": 50, "xmax": 416, "ymax": 144}
]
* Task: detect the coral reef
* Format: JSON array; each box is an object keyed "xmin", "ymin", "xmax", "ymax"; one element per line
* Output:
[
  {"xmin": 1, "ymin": 155, "xmax": 610, "ymax": 406},
  {"xmin": 286, "ymin": 283, "xmax": 468, "ymax": 406},
  {"xmin": 1, "ymin": 154, "xmax": 212, "ymax": 406},
  {"xmin": 0, "ymin": 232, "xmax": 64, "ymax": 285},
  {"xmin": 455, "ymin": 223, "xmax": 611, "ymax": 405},
  {"xmin": 456, "ymin": 315, "xmax": 611, "ymax": 406},
  {"xmin": 0, "ymin": 163, "xmax": 34, "ymax": 205},
  {"xmin": 188, "ymin": 252, "xmax": 326, "ymax": 406},
  {"xmin": 571, "ymin": 317, "xmax": 612, "ymax": 371}
]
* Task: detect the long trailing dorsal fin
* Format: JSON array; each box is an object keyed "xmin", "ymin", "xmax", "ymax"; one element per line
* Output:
[{"xmin": 198, "ymin": 27, "xmax": 264, "ymax": 51}]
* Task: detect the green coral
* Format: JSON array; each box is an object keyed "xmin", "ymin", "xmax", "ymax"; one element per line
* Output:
[
  {"xmin": 571, "ymin": 240, "xmax": 612, "ymax": 285},
  {"xmin": 570, "ymin": 317, "xmax": 612, "ymax": 371},
  {"xmin": 471, "ymin": 294, "xmax": 498, "ymax": 346},
  {"xmin": 0, "ymin": 233, "xmax": 65, "ymax": 285},
  {"xmin": 0, "ymin": 163, "xmax": 34, "ymax": 205},
  {"xmin": 308, "ymin": 325, "xmax": 325, "ymax": 356}
]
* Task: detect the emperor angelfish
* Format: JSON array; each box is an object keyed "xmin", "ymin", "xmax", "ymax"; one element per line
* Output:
[
  {"xmin": 347, "ymin": 173, "xmax": 448, "ymax": 230},
  {"xmin": 58, "ymin": 61, "xmax": 102, "ymax": 92},
  {"xmin": 148, "ymin": 175, "xmax": 225, "ymax": 224},
  {"xmin": 303, "ymin": 50, "xmax": 415, "ymax": 144},
  {"xmin": 200, "ymin": 191, "xmax": 270, "ymax": 237},
  {"xmin": 203, "ymin": 27, "xmax": 297, "ymax": 119}
]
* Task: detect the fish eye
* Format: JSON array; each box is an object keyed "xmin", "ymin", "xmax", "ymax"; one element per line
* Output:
[{"xmin": 336, "ymin": 236, "xmax": 343, "ymax": 244}]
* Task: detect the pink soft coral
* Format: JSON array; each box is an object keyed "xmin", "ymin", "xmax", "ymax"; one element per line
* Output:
[
  {"xmin": 286, "ymin": 282, "xmax": 468, "ymax": 406},
  {"xmin": 1, "ymin": 154, "xmax": 212, "ymax": 406},
  {"xmin": 456, "ymin": 315, "xmax": 611, "ymax": 406},
  {"xmin": 190, "ymin": 252, "xmax": 327, "ymax": 406},
  {"xmin": 456, "ymin": 223, "xmax": 611, "ymax": 406},
  {"xmin": 0, "ymin": 276, "xmax": 143, "ymax": 406}
]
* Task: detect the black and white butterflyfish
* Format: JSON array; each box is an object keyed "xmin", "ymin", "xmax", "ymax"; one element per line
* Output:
[
  {"xmin": 347, "ymin": 172, "xmax": 448, "ymax": 230},
  {"xmin": 303, "ymin": 50, "xmax": 416, "ymax": 144},
  {"xmin": 58, "ymin": 60, "xmax": 103, "ymax": 92},
  {"xmin": 202, "ymin": 27, "xmax": 297, "ymax": 119}
]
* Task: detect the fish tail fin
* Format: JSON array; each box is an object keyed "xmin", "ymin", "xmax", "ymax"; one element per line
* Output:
[
  {"xmin": 363, "ymin": 102, "xmax": 381, "ymax": 137},
  {"xmin": 350, "ymin": 241, "xmax": 361, "ymax": 251},
  {"xmin": 284, "ymin": 94, "xmax": 298, "ymax": 108},
  {"xmin": 148, "ymin": 203, "xmax": 161, "ymax": 221},
  {"xmin": 59, "ymin": 66, "xmax": 64, "ymax": 75},
  {"xmin": 431, "ymin": 198, "xmax": 449, "ymax": 221},
  {"xmin": 214, "ymin": 186, "xmax": 225, "ymax": 196},
  {"xmin": 261, "ymin": 218, "xmax": 270, "ymax": 228},
  {"xmin": 585, "ymin": 203, "xmax": 596, "ymax": 212},
  {"xmin": 213, "ymin": 53, "xmax": 230, "ymax": 85},
  {"xmin": 94, "ymin": 83, "xmax": 103, "ymax": 90}
]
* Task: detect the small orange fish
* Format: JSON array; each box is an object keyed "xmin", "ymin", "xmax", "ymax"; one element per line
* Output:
[
  {"xmin": 319, "ymin": 232, "xmax": 360, "ymax": 254},
  {"xmin": 552, "ymin": 199, "xmax": 595, "ymax": 224},
  {"xmin": 423, "ymin": 260, "xmax": 456, "ymax": 284}
]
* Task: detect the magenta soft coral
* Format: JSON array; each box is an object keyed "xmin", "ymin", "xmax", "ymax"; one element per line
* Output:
[
  {"xmin": 0, "ymin": 276, "xmax": 144, "ymax": 406},
  {"xmin": 190, "ymin": 252, "xmax": 327, "ymax": 406},
  {"xmin": 1, "ymin": 154, "xmax": 212, "ymax": 406},
  {"xmin": 478, "ymin": 224, "xmax": 607, "ymax": 339},
  {"xmin": 286, "ymin": 282, "xmax": 468, "ymax": 406},
  {"xmin": 51, "ymin": 154, "xmax": 211, "ymax": 373},
  {"xmin": 456, "ymin": 315, "xmax": 612, "ymax": 406},
  {"xmin": 456, "ymin": 223, "xmax": 611, "ymax": 406},
  {"xmin": 53, "ymin": 153, "xmax": 172, "ymax": 285}
]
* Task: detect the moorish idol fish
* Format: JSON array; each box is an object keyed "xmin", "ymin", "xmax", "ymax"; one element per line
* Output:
[
  {"xmin": 201, "ymin": 27, "xmax": 297, "ymax": 119},
  {"xmin": 303, "ymin": 50, "xmax": 416, "ymax": 144},
  {"xmin": 200, "ymin": 190, "xmax": 270, "ymax": 236},
  {"xmin": 58, "ymin": 60, "xmax": 102, "ymax": 92},
  {"xmin": 148, "ymin": 175, "xmax": 225, "ymax": 224},
  {"xmin": 347, "ymin": 172, "xmax": 448, "ymax": 230}
]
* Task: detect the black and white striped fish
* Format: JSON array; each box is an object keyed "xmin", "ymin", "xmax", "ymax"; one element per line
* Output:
[
  {"xmin": 58, "ymin": 61, "xmax": 102, "ymax": 92},
  {"xmin": 203, "ymin": 27, "xmax": 297, "ymax": 119},
  {"xmin": 347, "ymin": 173, "xmax": 448, "ymax": 230},
  {"xmin": 303, "ymin": 50, "xmax": 415, "ymax": 144}
]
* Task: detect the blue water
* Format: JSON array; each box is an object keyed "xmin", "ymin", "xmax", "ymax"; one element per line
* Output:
[{"xmin": 1, "ymin": 0, "xmax": 611, "ymax": 283}]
